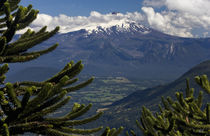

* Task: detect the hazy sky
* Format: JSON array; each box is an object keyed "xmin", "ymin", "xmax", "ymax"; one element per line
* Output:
[{"xmin": 19, "ymin": 0, "xmax": 210, "ymax": 38}]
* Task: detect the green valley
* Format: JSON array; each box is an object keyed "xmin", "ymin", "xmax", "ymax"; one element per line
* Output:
[{"xmin": 69, "ymin": 76, "xmax": 166, "ymax": 108}]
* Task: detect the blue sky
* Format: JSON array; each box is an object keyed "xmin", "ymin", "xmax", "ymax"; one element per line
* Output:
[
  {"xmin": 19, "ymin": 0, "xmax": 210, "ymax": 38},
  {"xmin": 20, "ymin": 0, "xmax": 143, "ymax": 16}
]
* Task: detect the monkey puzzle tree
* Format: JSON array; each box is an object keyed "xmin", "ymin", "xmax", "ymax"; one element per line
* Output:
[
  {"xmin": 127, "ymin": 75, "xmax": 210, "ymax": 136},
  {"xmin": 0, "ymin": 0, "xmax": 122, "ymax": 135}
]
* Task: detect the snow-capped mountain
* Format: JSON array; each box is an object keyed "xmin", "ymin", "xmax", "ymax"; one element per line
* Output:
[
  {"xmin": 10, "ymin": 23, "xmax": 210, "ymax": 81},
  {"xmin": 85, "ymin": 22, "xmax": 151, "ymax": 35}
]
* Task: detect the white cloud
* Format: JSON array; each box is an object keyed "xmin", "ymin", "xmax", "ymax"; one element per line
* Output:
[
  {"xmin": 142, "ymin": 7, "xmax": 193, "ymax": 37},
  {"xmin": 142, "ymin": 0, "xmax": 210, "ymax": 37},
  {"xmin": 165, "ymin": 0, "xmax": 210, "ymax": 16},
  {"xmin": 17, "ymin": 0, "xmax": 210, "ymax": 38},
  {"xmin": 17, "ymin": 11, "xmax": 144, "ymax": 34}
]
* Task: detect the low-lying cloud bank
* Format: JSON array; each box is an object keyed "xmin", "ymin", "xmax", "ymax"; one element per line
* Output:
[
  {"xmin": 18, "ymin": 0, "xmax": 210, "ymax": 38},
  {"xmin": 18, "ymin": 11, "xmax": 144, "ymax": 34}
]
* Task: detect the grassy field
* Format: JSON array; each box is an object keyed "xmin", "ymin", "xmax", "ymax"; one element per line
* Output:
[{"xmin": 68, "ymin": 76, "xmax": 166, "ymax": 108}]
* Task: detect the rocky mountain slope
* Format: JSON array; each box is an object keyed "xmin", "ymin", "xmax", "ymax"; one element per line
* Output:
[{"xmin": 9, "ymin": 22, "xmax": 210, "ymax": 81}]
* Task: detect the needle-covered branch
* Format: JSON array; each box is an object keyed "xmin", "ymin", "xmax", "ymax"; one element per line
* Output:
[
  {"xmin": 0, "ymin": 1, "xmax": 59, "ymax": 63},
  {"xmin": 128, "ymin": 75, "xmax": 210, "ymax": 136}
]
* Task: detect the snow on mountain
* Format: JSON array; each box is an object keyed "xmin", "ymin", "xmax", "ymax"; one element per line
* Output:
[{"xmin": 85, "ymin": 22, "xmax": 151, "ymax": 35}]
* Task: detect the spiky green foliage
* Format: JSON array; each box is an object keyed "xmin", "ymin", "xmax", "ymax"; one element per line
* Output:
[
  {"xmin": 101, "ymin": 127, "xmax": 124, "ymax": 136},
  {"xmin": 0, "ymin": 0, "xmax": 122, "ymax": 135},
  {"xmin": 127, "ymin": 75, "xmax": 210, "ymax": 136},
  {"xmin": 0, "ymin": 0, "xmax": 59, "ymax": 63}
]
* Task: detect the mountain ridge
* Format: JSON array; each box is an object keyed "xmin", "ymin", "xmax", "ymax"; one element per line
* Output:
[
  {"xmin": 97, "ymin": 60, "xmax": 210, "ymax": 135},
  {"xmin": 11, "ymin": 23, "xmax": 210, "ymax": 81}
]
